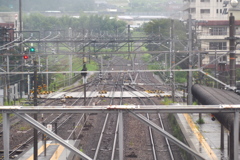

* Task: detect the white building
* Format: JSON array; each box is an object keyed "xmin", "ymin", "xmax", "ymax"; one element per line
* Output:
[{"xmin": 182, "ymin": 0, "xmax": 240, "ymax": 66}]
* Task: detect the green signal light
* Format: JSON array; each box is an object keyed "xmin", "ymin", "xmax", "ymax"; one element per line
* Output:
[{"xmin": 30, "ymin": 47, "xmax": 35, "ymax": 52}]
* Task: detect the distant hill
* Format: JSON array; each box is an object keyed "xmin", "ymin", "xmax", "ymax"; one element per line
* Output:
[
  {"xmin": 0, "ymin": 0, "xmax": 183, "ymax": 15},
  {"xmin": 0, "ymin": 0, "xmax": 95, "ymax": 12}
]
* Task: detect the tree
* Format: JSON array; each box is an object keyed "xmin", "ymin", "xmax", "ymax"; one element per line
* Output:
[
  {"xmin": 143, "ymin": 19, "xmax": 187, "ymax": 53},
  {"xmin": 23, "ymin": 13, "xmax": 127, "ymax": 34}
]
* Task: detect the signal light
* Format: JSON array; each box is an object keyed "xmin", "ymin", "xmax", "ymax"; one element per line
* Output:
[
  {"xmin": 30, "ymin": 47, "xmax": 35, "ymax": 52},
  {"xmin": 23, "ymin": 55, "xmax": 29, "ymax": 59}
]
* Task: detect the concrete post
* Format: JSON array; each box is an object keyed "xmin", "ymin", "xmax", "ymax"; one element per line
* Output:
[
  {"xmin": 187, "ymin": 14, "xmax": 193, "ymax": 105},
  {"xmin": 3, "ymin": 113, "xmax": 10, "ymax": 160},
  {"xmin": 119, "ymin": 111, "xmax": 124, "ymax": 160}
]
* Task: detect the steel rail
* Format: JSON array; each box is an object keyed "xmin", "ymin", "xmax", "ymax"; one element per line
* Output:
[
  {"xmin": 93, "ymin": 113, "xmax": 109, "ymax": 160},
  {"xmin": 124, "ymin": 85, "xmax": 158, "ymax": 160},
  {"xmin": 158, "ymin": 113, "xmax": 175, "ymax": 160},
  {"xmin": 111, "ymin": 114, "xmax": 119, "ymax": 160},
  {"xmin": 129, "ymin": 69, "xmax": 176, "ymax": 160},
  {"xmin": 147, "ymin": 113, "xmax": 158, "ymax": 160},
  {"xmin": 94, "ymin": 67, "xmax": 124, "ymax": 160},
  {"xmin": 66, "ymin": 114, "xmax": 85, "ymax": 140}
]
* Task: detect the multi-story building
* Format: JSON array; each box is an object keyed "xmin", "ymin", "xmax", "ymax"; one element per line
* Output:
[
  {"xmin": 0, "ymin": 12, "xmax": 18, "ymax": 45},
  {"xmin": 182, "ymin": 0, "xmax": 240, "ymax": 69}
]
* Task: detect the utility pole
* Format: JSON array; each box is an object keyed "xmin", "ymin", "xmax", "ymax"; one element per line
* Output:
[
  {"xmin": 127, "ymin": 25, "xmax": 131, "ymax": 59},
  {"xmin": 33, "ymin": 59, "xmax": 38, "ymax": 160},
  {"xmin": 69, "ymin": 55, "xmax": 72, "ymax": 85},
  {"xmin": 187, "ymin": 14, "xmax": 193, "ymax": 105},
  {"xmin": 19, "ymin": 0, "xmax": 24, "ymax": 98},
  {"xmin": 229, "ymin": 13, "xmax": 236, "ymax": 88},
  {"xmin": 81, "ymin": 57, "xmax": 87, "ymax": 121},
  {"xmin": 7, "ymin": 56, "xmax": 10, "ymax": 104},
  {"xmin": 227, "ymin": 12, "xmax": 237, "ymax": 160},
  {"xmin": 82, "ymin": 30, "xmax": 87, "ymax": 121},
  {"xmin": 170, "ymin": 19, "xmax": 175, "ymax": 102}
]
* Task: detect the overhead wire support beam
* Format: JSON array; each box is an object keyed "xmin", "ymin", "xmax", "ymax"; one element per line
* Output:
[
  {"xmin": 0, "ymin": 50, "xmax": 224, "ymax": 56},
  {"xmin": 2, "ymin": 104, "xmax": 240, "ymax": 114},
  {"xmin": 0, "ymin": 69, "xmax": 200, "ymax": 75}
]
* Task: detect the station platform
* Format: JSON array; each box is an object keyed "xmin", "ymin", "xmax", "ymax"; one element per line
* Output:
[
  {"xmin": 17, "ymin": 140, "xmax": 79, "ymax": 160},
  {"xmin": 176, "ymin": 113, "xmax": 229, "ymax": 160}
]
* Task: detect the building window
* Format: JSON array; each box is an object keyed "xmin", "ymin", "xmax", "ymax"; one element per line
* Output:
[
  {"xmin": 209, "ymin": 27, "xmax": 227, "ymax": 35},
  {"xmin": 201, "ymin": 0, "xmax": 210, "ymax": 2},
  {"xmin": 209, "ymin": 42, "xmax": 227, "ymax": 50},
  {"xmin": 209, "ymin": 55, "xmax": 214, "ymax": 62},
  {"xmin": 216, "ymin": 9, "xmax": 218, "ymax": 13},
  {"xmin": 209, "ymin": 55, "xmax": 227, "ymax": 62},
  {"xmin": 190, "ymin": 8, "xmax": 196, "ymax": 13},
  {"xmin": 200, "ymin": 9, "xmax": 210, "ymax": 13}
]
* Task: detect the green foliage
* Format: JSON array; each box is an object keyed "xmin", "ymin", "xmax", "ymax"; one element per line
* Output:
[
  {"xmin": 4, "ymin": 100, "xmax": 15, "ymax": 106},
  {"xmin": 86, "ymin": 60, "xmax": 98, "ymax": 71},
  {"xmin": 132, "ymin": 31, "xmax": 146, "ymax": 37},
  {"xmin": 47, "ymin": 55, "xmax": 98, "ymax": 91},
  {"xmin": 143, "ymin": 19, "xmax": 187, "ymax": 52},
  {"xmin": 196, "ymin": 118, "xmax": 205, "ymax": 124},
  {"xmin": 168, "ymin": 114, "xmax": 194, "ymax": 160},
  {"xmin": 79, "ymin": 148, "xmax": 84, "ymax": 152},
  {"xmin": 193, "ymin": 101, "xmax": 198, "ymax": 105},
  {"xmin": 18, "ymin": 125, "xmax": 31, "ymax": 131},
  {"xmin": 236, "ymin": 68, "xmax": 240, "ymax": 80},
  {"xmin": 175, "ymin": 66, "xmax": 187, "ymax": 83},
  {"xmin": 23, "ymin": 13, "xmax": 127, "ymax": 33},
  {"xmin": 160, "ymin": 98, "xmax": 173, "ymax": 105},
  {"xmin": 141, "ymin": 54, "xmax": 151, "ymax": 62}
]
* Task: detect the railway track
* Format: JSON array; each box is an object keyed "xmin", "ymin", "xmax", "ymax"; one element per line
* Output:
[{"xmin": 1, "ymin": 55, "xmax": 185, "ymax": 160}]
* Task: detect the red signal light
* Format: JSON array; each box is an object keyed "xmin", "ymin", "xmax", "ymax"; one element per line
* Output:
[{"xmin": 23, "ymin": 55, "xmax": 29, "ymax": 59}]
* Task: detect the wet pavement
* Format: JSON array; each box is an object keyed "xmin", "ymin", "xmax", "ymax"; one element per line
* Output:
[{"xmin": 176, "ymin": 113, "xmax": 229, "ymax": 160}]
